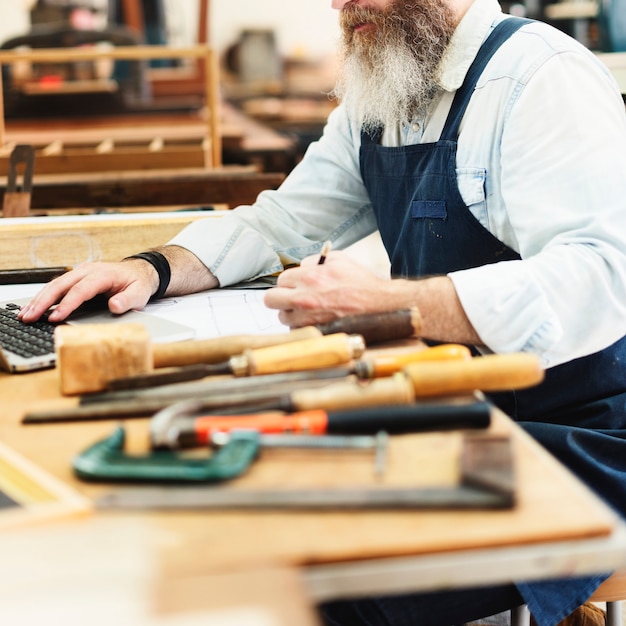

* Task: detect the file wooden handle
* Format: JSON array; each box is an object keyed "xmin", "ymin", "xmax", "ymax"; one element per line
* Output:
[
  {"xmin": 404, "ymin": 353, "xmax": 544, "ymax": 397},
  {"xmin": 245, "ymin": 333, "xmax": 366, "ymax": 376},
  {"xmin": 291, "ymin": 374, "xmax": 416, "ymax": 412},
  {"xmin": 369, "ymin": 344, "xmax": 471, "ymax": 377}
]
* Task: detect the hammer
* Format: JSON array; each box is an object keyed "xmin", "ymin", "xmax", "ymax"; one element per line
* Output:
[{"xmin": 148, "ymin": 397, "xmax": 492, "ymax": 450}]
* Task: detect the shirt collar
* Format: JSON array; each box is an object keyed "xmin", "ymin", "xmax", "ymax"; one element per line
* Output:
[{"xmin": 437, "ymin": 0, "xmax": 504, "ymax": 92}]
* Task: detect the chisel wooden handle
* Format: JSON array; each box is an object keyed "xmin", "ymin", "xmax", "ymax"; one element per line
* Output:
[
  {"xmin": 367, "ymin": 344, "xmax": 471, "ymax": 377},
  {"xmin": 152, "ymin": 326, "xmax": 321, "ymax": 368},
  {"xmin": 291, "ymin": 374, "xmax": 416, "ymax": 412},
  {"xmin": 404, "ymin": 353, "xmax": 544, "ymax": 397},
  {"xmin": 316, "ymin": 308, "xmax": 422, "ymax": 345},
  {"xmin": 244, "ymin": 333, "xmax": 366, "ymax": 376}
]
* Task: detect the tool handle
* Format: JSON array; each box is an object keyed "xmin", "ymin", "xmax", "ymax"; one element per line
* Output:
[
  {"xmin": 404, "ymin": 353, "xmax": 544, "ymax": 397},
  {"xmin": 245, "ymin": 333, "xmax": 366, "ymax": 376},
  {"xmin": 152, "ymin": 326, "xmax": 321, "ymax": 368},
  {"xmin": 368, "ymin": 344, "xmax": 471, "ymax": 377},
  {"xmin": 326, "ymin": 401, "xmax": 490, "ymax": 434},
  {"xmin": 190, "ymin": 410, "xmax": 329, "ymax": 445},
  {"xmin": 175, "ymin": 401, "xmax": 489, "ymax": 447},
  {"xmin": 315, "ymin": 308, "xmax": 421, "ymax": 345},
  {"xmin": 291, "ymin": 374, "xmax": 416, "ymax": 412}
]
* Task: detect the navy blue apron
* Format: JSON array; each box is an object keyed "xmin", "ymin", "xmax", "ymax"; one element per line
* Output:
[{"xmin": 359, "ymin": 16, "xmax": 625, "ymax": 622}]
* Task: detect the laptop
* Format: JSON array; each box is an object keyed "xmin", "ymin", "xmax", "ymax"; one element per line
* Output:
[{"xmin": 0, "ymin": 296, "xmax": 195, "ymax": 373}]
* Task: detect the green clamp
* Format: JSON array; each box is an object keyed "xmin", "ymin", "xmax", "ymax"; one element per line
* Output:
[{"xmin": 72, "ymin": 427, "xmax": 260, "ymax": 483}]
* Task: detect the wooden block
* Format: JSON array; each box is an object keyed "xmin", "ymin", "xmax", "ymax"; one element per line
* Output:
[
  {"xmin": 55, "ymin": 323, "xmax": 152, "ymax": 395},
  {"xmin": 2, "ymin": 191, "xmax": 30, "ymax": 217}
]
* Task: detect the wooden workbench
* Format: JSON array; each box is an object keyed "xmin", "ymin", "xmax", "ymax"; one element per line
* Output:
[{"xmin": 0, "ymin": 347, "xmax": 624, "ymax": 623}]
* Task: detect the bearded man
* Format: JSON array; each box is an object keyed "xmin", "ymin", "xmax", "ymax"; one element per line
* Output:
[{"xmin": 20, "ymin": 1, "xmax": 626, "ymax": 624}]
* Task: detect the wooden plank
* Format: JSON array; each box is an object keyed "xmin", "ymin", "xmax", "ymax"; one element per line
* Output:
[
  {"xmin": 0, "ymin": 144, "xmax": 209, "ymax": 175},
  {"xmin": 0, "ymin": 140, "xmax": 208, "ymax": 174},
  {"xmin": 0, "ymin": 45, "xmax": 215, "ymax": 65},
  {"xmin": 0, "ymin": 166, "xmax": 284, "ymax": 211},
  {"xmin": 0, "ymin": 212, "xmax": 217, "ymax": 268}
]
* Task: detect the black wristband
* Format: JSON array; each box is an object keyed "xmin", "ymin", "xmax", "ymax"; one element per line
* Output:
[{"xmin": 125, "ymin": 251, "xmax": 171, "ymax": 300}]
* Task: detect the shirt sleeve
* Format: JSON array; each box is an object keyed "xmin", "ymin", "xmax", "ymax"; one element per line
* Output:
[
  {"xmin": 168, "ymin": 105, "xmax": 377, "ymax": 287},
  {"xmin": 450, "ymin": 49, "xmax": 626, "ymax": 367}
]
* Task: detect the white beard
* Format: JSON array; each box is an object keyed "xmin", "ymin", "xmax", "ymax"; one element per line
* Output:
[
  {"xmin": 333, "ymin": 43, "xmax": 441, "ymax": 132},
  {"xmin": 332, "ymin": 2, "xmax": 455, "ymax": 132}
]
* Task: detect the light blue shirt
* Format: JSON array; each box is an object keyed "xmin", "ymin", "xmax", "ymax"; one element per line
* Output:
[{"xmin": 170, "ymin": 0, "xmax": 626, "ymax": 369}]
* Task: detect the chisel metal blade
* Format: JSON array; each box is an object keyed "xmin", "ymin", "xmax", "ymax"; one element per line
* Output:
[{"xmin": 96, "ymin": 484, "xmax": 511, "ymax": 510}]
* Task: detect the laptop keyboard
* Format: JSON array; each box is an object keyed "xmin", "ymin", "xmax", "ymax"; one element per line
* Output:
[{"xmin": 0, "ymin": 302, "xmax": 56, "ymax": 359}]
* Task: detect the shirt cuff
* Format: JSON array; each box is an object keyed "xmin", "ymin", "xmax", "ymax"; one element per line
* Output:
[
  {"xmin": 449, "ymin": 261, "xmax": 562, "ymax": 365},
  {"xmin": 168, "ymin": 217, "xmax": 284, "ymax": 287}
]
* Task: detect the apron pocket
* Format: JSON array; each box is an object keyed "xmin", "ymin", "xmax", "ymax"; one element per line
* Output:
[{"xmin": 411, "ymin": 200, "xmax": 447, "ymax": 219}]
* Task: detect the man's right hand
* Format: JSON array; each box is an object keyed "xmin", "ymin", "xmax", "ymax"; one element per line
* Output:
[{"xmin": 17, "ymin": 258, "xmax": 160, "ymax": 323}]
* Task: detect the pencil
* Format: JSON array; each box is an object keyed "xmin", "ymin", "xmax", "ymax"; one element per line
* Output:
[{"xmin": 318, "ymin": 240, "xmax": 332, "ymax": 265}]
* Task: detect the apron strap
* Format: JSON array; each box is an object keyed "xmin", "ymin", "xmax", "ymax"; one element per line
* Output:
[{"xmin": 440, "ymin": 17, "xmax": 532, "ymax": 141}]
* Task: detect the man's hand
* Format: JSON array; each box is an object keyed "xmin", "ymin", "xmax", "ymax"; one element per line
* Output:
[
  {"xmin": 17, "ymin": 259, "xmax": 159, "ymax": 323},
  {"xmin": 264, "ymin": 250, "xmax": 394, "ymax": 327},
  {"xmin": 264, "ymin": 249, "xmax": 483, "ymax": 346},
  {"xmin": 17, "ymin": 245, "xmax": 219, "ymax": 323}
]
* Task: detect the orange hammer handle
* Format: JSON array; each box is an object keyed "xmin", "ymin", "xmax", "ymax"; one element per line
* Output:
[{"xmin": 194, "ymin": 410, "xmax": 329, "ymax": 443}]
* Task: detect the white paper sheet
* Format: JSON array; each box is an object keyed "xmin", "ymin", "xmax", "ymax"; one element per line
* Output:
[
  {"xmin": 143, "ymin": 289, "xmax": 289, "ymax": 339},
  {"xmin": 0, "ymin": 284, "xmax": 289, "ymax": 340}
]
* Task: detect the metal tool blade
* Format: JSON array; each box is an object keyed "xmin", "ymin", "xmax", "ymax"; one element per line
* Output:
[{"xmin": 96, "ymin": 484, "xmax": 509, "ymax": 510}]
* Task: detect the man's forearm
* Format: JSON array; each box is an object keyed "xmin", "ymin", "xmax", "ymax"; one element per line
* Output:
[
  {"xmin": 385, "ymin": 275, "xmax": 483, "ymax": 346},
  {"xmin": 157, "ymin": 245, "xmax": 219, "ymax": 296}
]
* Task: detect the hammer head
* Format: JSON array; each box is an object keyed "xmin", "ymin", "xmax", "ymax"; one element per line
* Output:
[{"xmin": 149, "ymin": 399, "xmax": 205, "ymax": 449}]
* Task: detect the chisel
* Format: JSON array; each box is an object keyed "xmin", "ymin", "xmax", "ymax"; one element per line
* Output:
[
  {"xmin": 105, "ymin": 332, "xmax": 365, "ymax": 391},
  {"xmin": 22, "ymin": 352, "xmax": 543, "ymax": 424},
  {"xmin": 106, "ymin": 342, "xmax": 471, "ymax": 391}
]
